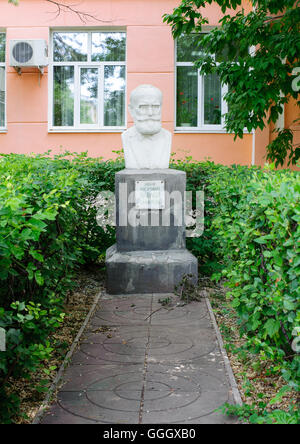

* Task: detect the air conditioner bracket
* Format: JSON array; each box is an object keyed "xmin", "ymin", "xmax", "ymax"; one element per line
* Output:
[
  {"xmin": 13, "ymin": 66, "xmax": 45, "ymax": 75},
  {"xmin": 13, "ymin": 66, "xmax": 22, "ymax": 75}
]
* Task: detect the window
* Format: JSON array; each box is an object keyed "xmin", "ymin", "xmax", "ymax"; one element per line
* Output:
[
  {"xmin": 50, "ymin": 31, "xmax": 126, "ymax": 131},
  {"xmin": 0, "ymin": 33, "xmax": 6, "ymax": 130},
  {"xmin": 175, "ymin": 34, "xmax": 228, "ymax": 132}
]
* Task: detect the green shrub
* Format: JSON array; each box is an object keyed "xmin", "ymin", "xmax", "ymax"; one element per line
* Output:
[
  {"xmin": 171, "ymin": 158, "xmax": 224, "ymax": 274},
  {"xmin": 0, "ymin": 151, "xmax": 124, "ymax": 305},
  {"xmin": 64, "ymin": 150, "xmax": 124, "ymax": 263},
  {"xmin": 219, "ymin": 400, "xmax": 300, "ymax": 424},
  {"xmin": 0, "ymin": 152, "xmax": 124, "ymax": 422},
  {"xmin": 0, "ymin": 300, "xmax": 63, "ymax": 422},
  {"xmin": 208, "ymin": 164, "xmax": 300, "ymax": 390}
]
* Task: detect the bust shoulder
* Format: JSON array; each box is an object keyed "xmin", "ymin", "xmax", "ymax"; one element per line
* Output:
[
  {"xmin": 160, "ymin": 127, "xmax": 171, "ymax": 138},
  {"xmin": 122, "ymin": 126, "xmax": 136, "ymax": 136}
]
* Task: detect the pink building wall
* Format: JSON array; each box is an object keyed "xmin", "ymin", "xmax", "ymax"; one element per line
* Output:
[{"xmin": 0, "ymin": 0, "xmax": 279, "ymax": 166}]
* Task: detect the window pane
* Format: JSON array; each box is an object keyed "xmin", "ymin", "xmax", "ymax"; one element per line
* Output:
[
  {"xmin": 204, "ymin": 73, "xmax": 221, "ymax": 125},
  {"xmin": 176, "ymin": 34, "xmax": 205, "ymax": 62},
  {"xmin": 53, "ymin": 32, "xmax": 88, "ymax": 62},
  {"xmin": 0, "ymin": 67, "xmax": 5, "ymax": 127},
  {"xmin": 53, "ymin": 66, "xmax": 74, "ymax": 126},
  {"xmin": 176, "ymin": 66, "xmax": 198, "ymax": 127},
  {"xmin": 104, "ymin": 65, "xmax": 125, "ymax": 126},
  {"xmin": 92, "ymin": 32, "xmax": 126, "ymax": 62},
  {"xmin": 80, "ymin": 68, "xmax": 98, "ymax": 125},
  {"xmin": 0, "ymin": 34, "xmax": 5, "ymax": 63}
]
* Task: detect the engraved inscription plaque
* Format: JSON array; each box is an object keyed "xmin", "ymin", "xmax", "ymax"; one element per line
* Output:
[{"xmin": 135, "ymin": 180, "xmax": 165, "ymax": 209}]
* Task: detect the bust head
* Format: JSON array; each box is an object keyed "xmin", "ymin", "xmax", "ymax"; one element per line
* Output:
[{"xmin": 129, "ymin": 84, "xmax": 162, "ymax": 136}]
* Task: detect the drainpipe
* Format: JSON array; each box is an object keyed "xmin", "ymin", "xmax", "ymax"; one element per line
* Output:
[
  {"xmin": 251, "ymin": 3, "xmax": 256, "ymax": 165},
  {"xmin": 250, "ymin": 42, "xmax": 256, "ymax": 166},
  {"xmin": 251, "ymin": 130, "xmax": 255, "ymax": 166}
]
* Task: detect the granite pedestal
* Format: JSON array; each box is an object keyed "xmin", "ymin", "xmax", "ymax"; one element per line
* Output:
[{"xmin": 106, "ymin": 169, "xmax": 198, "ymax": 294}]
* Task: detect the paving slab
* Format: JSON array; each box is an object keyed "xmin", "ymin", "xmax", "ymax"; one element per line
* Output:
[{"xmin": 39, "ymin": 293, "xmax": 240, "ymax": 424}]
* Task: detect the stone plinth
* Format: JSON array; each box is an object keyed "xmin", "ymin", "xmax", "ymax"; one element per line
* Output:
[
  {"xmin": 106, "ymin": 245, "xmax": 198, "ymax": 294},
  {"xmin": 106, "ymin": 168, "xmax": 198, "ymax": 294},
  {"xmin": 116, "ymin": 169, "xmax": 186, "ymax": 251}
]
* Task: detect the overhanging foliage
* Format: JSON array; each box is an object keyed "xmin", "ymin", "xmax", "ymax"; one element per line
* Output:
[{"xmin": 163, "ymin": 0, "xmax": 300, "ymax": 166}]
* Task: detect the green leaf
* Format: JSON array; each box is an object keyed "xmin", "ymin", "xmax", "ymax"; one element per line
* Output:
[
  {"xmin": 35, "ymin": 270, "xmax": 44, "ymax": 286},
  {"xmin": 264, "ymin": 319, "xmax": 280, "ymax": 338},
  {"xmin": 29, "ymin": 249, "xmax": 44, "ymax": 262},
  {"xmin": 28, "ymin": 217, "xmax": 47, "ymax": 231},
  {"xmin": 254, "ymin": 236, "xmax": 268, "ymax": 244},
  {"xmin": 269, "ymin": 386, "xmax": 292, "ymax": 405},
  {"xmin": 231, "ymin": 298, "xmax": 240, "ymax": 308},
  {"xmin": 283, "ymin": 299, "xmax": 296, "ymax": 311},
  {"xmin": 263, "ymin": 250, "xmax": 273, "ymax": 258}
]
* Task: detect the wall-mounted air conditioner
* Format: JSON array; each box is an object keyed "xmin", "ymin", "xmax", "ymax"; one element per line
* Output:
[{"xmin": 9, "ymin": 39, "xmax": 48, "ymax": 74}]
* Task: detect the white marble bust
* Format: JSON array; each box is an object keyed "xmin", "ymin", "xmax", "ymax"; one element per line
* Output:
[{"xmin": 122, "ymin": 84, "xmax": 171, "ymax": 169}]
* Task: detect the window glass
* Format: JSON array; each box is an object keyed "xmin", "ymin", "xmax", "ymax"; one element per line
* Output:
[
  {"xmin": 53, "ymin": 66, "xmax": 74, "ymax": 126},
  {"xmin": 52, "ymin": 30, "xmax": 126, "ymax": 129},
  {"xmin": 80, "ymin": 68, "xmax": 98, "ymax": 125},
  {"xmin": 0, "ymin": 67, "xmax": 5, "ymax": 127},
  {"xmin": 204, "ymin": 73, "xmax": 222, "ymax": 124},
  {"xmin": 0, "ymin": 34, "xmax": 5, "ymax": 63},
  {"xmin": 104, "ymin": 65, "xmax": 125, "ymax": 126},
  {"xmin": 176, "ymin": 33, "xmax": 228, "ymax": 129},
  {"xmin": 53, "ymin": 32, "xmax": 88, "ymax": 62},
  {"xmin": 176, "ymin": 34, "xmax": 205, "ymax": 62},
  {"xmin": 92, "ymin": 32, "xmax": 126, "ymax": 62},
  {"xmin": 176, "ymin": 66, "xmax": 198, "ymax": 127}
]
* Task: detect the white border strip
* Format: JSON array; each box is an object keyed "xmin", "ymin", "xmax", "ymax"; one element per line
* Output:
[{"xmin": 32, "ymin": 292, "xmax": 101, "ymax": 424}]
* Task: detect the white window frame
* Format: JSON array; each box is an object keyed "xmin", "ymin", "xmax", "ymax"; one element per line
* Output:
[
  {"xmin": 175, "ymin": 34, "xmax": 229, "ymax": 134},
  {"xmin": 0, "ymin": 31, "xmax": 6, "ymax": 132},
  {"xmin": 48, "ymin": 29, "xmax": 127, "ymax": 133}
]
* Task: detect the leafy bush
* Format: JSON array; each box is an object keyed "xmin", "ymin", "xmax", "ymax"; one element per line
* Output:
[
  {"xmin": 0, "ymin": 151, "xmax": 125, "ymax": 306},
  {"xmin": 54, "ymin": 150, "xmax": 125, "ymax": 263},
  {"xmin": 208, "ymin": 164, "xmax": 300, "ymax": 390},
  {"xmin": 171, "ymin": 157, "xmax": 224, "ymax": 274},
  {"xmin": 0, "ymin": 301, "xmax": 63, "ymax": 422},
  {"xmin": 0, "ymin": 152, "xmax": 123, "ymax": 422},
  {"xmin": 219, "ymin": 399, "xmax": 299, "ymax": 424}
]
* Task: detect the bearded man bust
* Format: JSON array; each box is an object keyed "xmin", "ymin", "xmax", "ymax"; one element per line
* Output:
[{"xmin": 122, "ymin": 84, "xmax": 172, "ymax": 169}]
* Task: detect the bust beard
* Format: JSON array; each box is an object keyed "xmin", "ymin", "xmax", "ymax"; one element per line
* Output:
[
  {"xmin": 122, "ymin": 115, "xmax": 171, "ymax": 169},
  {"xmin": 134, "ymin": 118, "xmax": 162, "ymax": 136}
]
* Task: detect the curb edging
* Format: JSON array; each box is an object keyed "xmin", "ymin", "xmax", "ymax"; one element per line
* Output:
[{"xmin": 205, "ymin": 297, "xmax": 243, "ymax": 407}]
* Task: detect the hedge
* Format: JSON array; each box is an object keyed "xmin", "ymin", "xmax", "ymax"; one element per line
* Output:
[
  {"xmin": 208, "ymin": 164, "xmax": 300, "ymax": 391},
  {"xmin": 0, "ymin": 152, "xmax": 123, "ymax": 421}
]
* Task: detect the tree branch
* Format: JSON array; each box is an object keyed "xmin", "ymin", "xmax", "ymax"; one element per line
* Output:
[
  {"xmin": 264, "ymin": 15, "xmax": 285, "ymax": 23},
  {"xmin": 45, "ymin": 0, "xmax": 112, "ymax": 23}
]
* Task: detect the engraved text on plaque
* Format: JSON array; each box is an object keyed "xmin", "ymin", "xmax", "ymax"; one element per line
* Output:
[{"xmin": 135, "ymin": 180, "xmax": 165, "ymax": 210}]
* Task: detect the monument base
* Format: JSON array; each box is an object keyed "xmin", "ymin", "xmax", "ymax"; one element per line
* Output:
[{"xmin": 106, "ymin": 244, "xmax": 198, "ymax": 294}]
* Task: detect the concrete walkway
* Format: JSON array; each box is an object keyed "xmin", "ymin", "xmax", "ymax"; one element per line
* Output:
[{"xmin": 40, "ymin": 293, "xmax": 239, "ymax": 424}]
